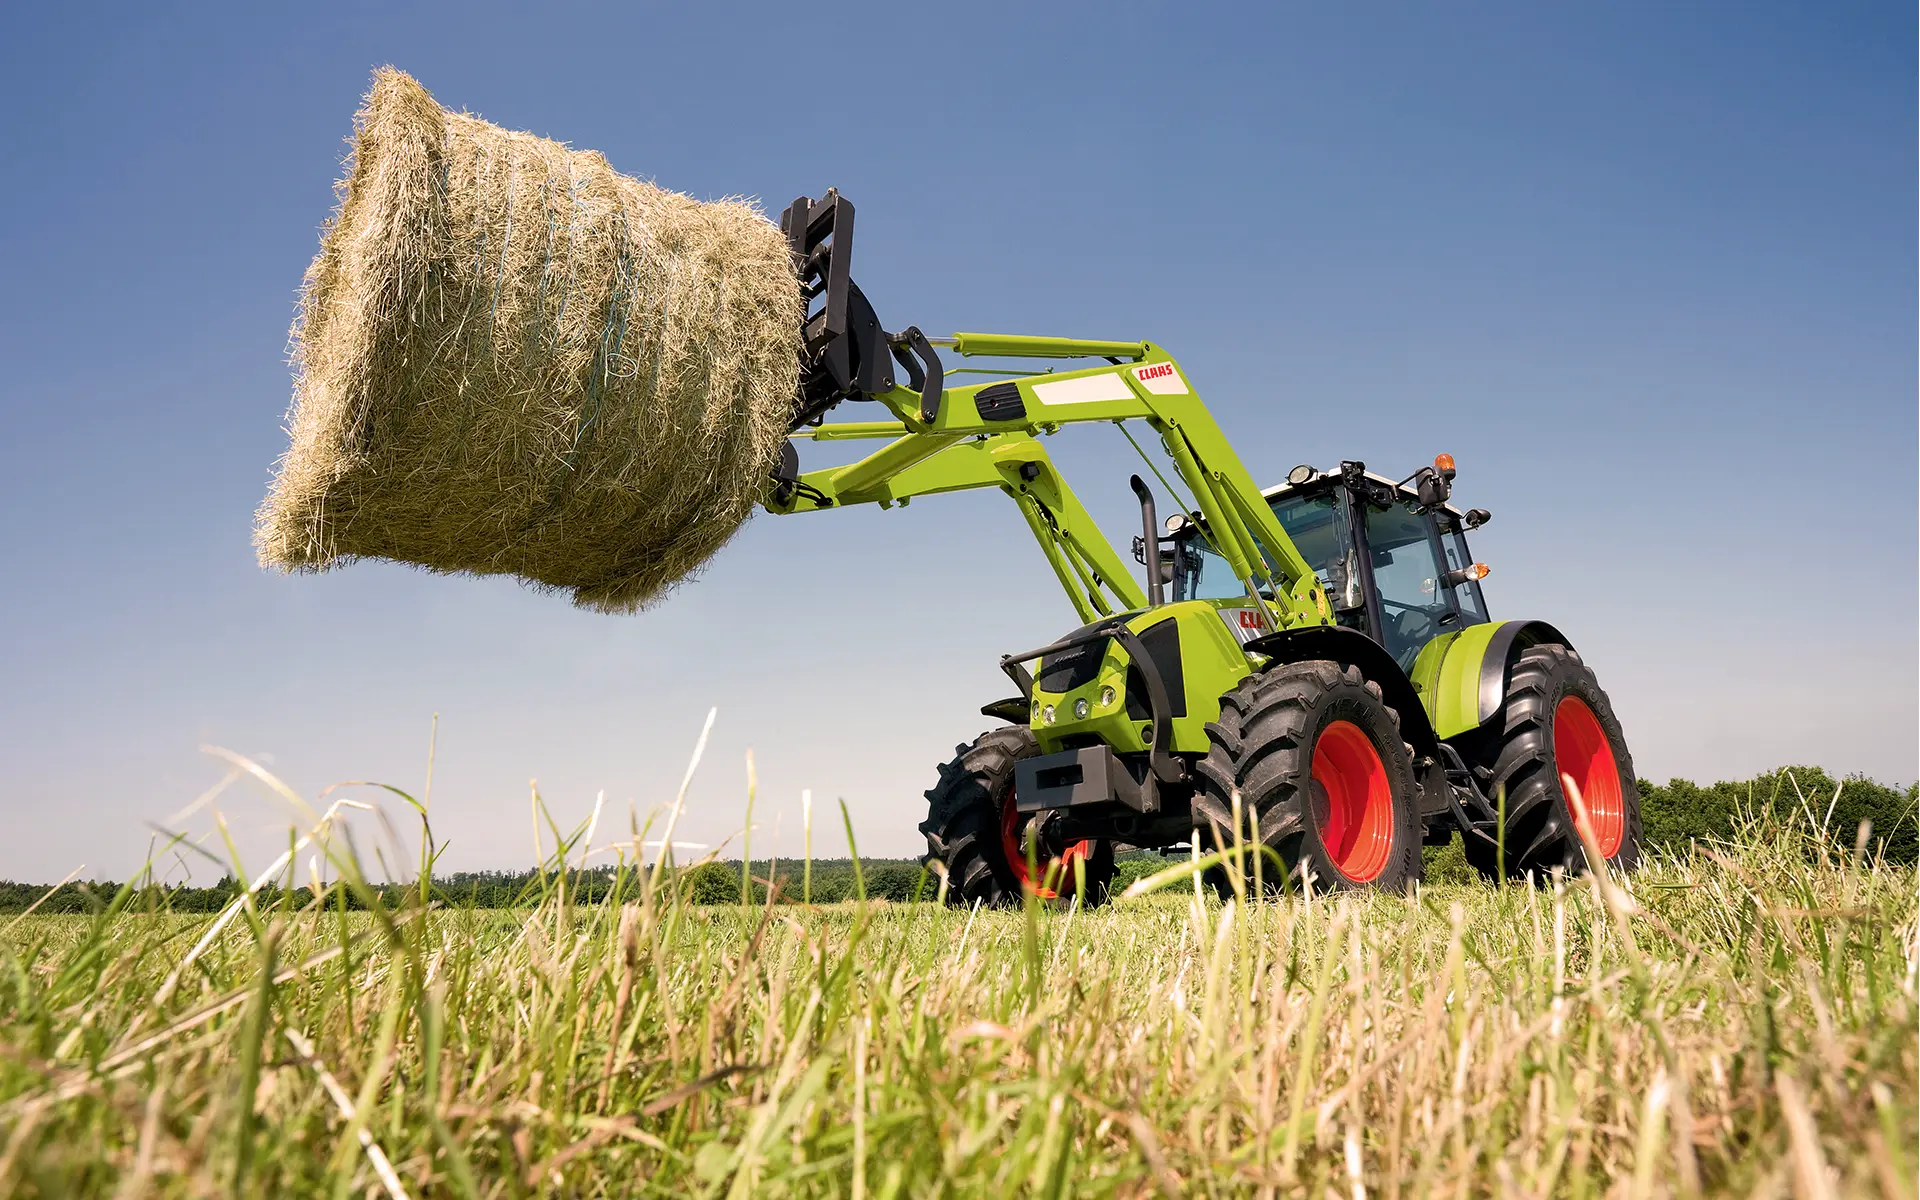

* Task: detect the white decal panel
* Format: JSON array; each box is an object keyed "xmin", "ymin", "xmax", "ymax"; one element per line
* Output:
[
  {"xmin": 1131, "ymin": 361, "xmax": 1189, "ymax": 395},
  {"xmin": 1217, "ymin": 606, "xmax": 1271, "ymax": 645},
  {"xmin": 1031, "ymin": 372, "xmax": 1136, "ymax": 406}
]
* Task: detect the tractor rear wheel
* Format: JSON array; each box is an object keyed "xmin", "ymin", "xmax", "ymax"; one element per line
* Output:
[
  {"xmin": 1194, "ymin": 660, "xmax": 1423, "ymax": 894},
  {"xmin": 919, "ymin": 726, "xmax": 1116, "ymax": 907},
  {"xmin": 1461, "ymin": 643, "xmax": 1642, "ymax": 880}
]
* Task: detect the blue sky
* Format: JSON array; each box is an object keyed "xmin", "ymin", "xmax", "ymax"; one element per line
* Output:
[{"xmin": 0, "ymin": 2, "xmax": 1911, "ymax": 883}]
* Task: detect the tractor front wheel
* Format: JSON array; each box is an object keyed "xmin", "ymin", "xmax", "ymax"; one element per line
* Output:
[
  {"xmin": 920, "ymin": 726, "xmax": 1116, "ymax": 907},
  {"xmin": 1194, "ymin": 660, "xmax": 1424, "ymax": 894},
  {"xmin": 1461, "ymin": 643, "xmax": 1642, "ymax": 880}
]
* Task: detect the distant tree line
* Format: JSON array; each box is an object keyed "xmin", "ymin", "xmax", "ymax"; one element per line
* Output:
[
  {"xmin": 0, "ymin": 858, "xmax": 936, "ymax": 916},
  {"xmin": 2, "ymin": 767, "xmax": 1910, "ymax": 913},
  {"xmin": 1637, "ymin": 766, "xmax": 1914, "ymax": 864}
]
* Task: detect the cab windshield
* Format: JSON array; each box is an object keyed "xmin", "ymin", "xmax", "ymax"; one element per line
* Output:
[{"xmin": 1171, "ymin": 490, "xmax": 1353, "ymax": 606}]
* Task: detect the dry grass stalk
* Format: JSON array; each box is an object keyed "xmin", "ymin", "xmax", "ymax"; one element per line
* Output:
[
  {"xmin": 3, "ymin": 755, "xmax": 1913, "ymax": 1195},
  {"xmin": 256, "ymin": 68, "xmax": 801, "ymax": 611}
]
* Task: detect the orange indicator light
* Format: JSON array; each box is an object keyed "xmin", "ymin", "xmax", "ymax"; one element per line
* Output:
[{"xmin": 1434, "ymin": 453, "xmax": 1456, "ymax": 473}]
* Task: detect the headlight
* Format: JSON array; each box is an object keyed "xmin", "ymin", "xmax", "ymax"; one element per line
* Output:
[
  {"xmin": 1073, "ymin": 698, "xmax": 1091, "ymax": 720},
  {"xmin": 1099, "ymin": 686, "xmax": 1116, "ymax": 708},
  {"xmin": 1041, "ymin": 705, "xmax": 1056, "ymax": 725}
]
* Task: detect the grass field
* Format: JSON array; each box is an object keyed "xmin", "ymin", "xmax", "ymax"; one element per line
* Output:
[{"xmin": 0, "ymin": 772, "xmax": 1913, "ymax": 1198}]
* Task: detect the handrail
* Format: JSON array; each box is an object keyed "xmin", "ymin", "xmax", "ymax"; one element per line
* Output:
[{"xmin": 937, "ymin": 332, "xmax": 1147, "ymax": 361}]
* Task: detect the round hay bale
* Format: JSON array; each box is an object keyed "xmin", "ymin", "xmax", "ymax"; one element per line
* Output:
[{"xmin": 256, "ymin": 68, "xmax": 802, "ymax": 612}]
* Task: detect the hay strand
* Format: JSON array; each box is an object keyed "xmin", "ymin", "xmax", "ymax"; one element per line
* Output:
[{"xmin": 256, "ymin": 68, "xmax": 801, "ymax": 612}]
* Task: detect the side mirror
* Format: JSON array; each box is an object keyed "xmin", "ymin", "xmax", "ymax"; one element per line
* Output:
[
  {"xmin": 1464, "ymin": 508, "xmax": 1491, "ymax": 529},
  {"xmin": 1133, "ymin": 538, "xmax": 1177, "ymax": 584}
]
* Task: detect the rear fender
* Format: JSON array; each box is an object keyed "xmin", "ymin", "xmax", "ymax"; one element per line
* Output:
[{"xmin": 1423, "ymin": 619, "xmax": 1573, "ymax": 738}]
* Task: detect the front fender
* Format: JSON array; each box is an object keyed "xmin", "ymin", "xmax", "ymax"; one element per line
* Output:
[
  {"xmin": 1245, "ymin": 626, "xmax": 1440, "ymax": 760},
  {"xmin": 1418, "ymin": 620, "xmax": 1574, "ymax": 738}
]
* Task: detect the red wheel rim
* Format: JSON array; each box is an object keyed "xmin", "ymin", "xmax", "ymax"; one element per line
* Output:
[
  {"xmin": 999, "ymin": 785, "xmax": 1091, "ymax": 899},
  {"xmin": 1554, "ymin": 696, "xmax": 1624, "ymax": 858},
  {"xmin": 1310, "ymin": 720, "xmax": 1395, "ymax": 882}
]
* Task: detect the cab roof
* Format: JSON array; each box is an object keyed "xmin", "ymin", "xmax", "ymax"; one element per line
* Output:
[{"xmin": 1259, "ymin": 468, "xmax": 1466, "ymax": 520}]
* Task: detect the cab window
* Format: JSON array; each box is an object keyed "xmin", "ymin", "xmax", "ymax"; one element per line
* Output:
[
  {"xmin": 1271, "ymin": 492, "xmax": 1366, "ymax": 627},
  {"xmin": 1172, "ymin": 490, "xmax": 1348, "ymax": 602},
  {"xmin": 1170, "ymin": 534, "xmax": 1242, "ymax": 602},
  {"xmin": 1268, "ymin": 492, "xmax": 1347, "ymax": 595},
  {"xmin": 1438, "ymin": 519, "xmax": 1488, "ymax": 622},
  {"xmin": 1365, "ymin": 500, "xmax": 1456, "ymax": 670},
  {"xmin": 1171, "ymin": 490, "xmax": 1368, "ymax": 631}
]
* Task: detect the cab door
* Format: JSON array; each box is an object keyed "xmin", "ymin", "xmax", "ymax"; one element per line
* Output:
[{"xmin": 1358, "ymin": 499, "xmax": 1472, "ymax": 671}]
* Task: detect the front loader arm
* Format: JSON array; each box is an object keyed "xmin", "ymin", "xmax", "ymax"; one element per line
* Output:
[
  {"xmin": 775, "ymin": 429, "xmax": 1146, "ymax": 623},
  {"xmin": 764, "ymin": 334, "xmax": 1333, "ymax": 631}
]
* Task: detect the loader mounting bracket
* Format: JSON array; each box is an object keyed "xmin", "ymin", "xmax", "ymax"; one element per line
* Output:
[
  {"xmin": 783, "ymin": 191, "xmax": 890, "ymax": 426},
  {"xmin": 782, "ymin": 190, "xmax": 944, "ymax": 429}
]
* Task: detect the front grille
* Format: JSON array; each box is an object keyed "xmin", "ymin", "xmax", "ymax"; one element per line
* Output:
[
  {"xmin": 1037, "ymin": 639, "xmax": 1107, "ymax": 693},
  {"xmin": 1124, "ymin": 618, "xmax": 1187, "ymax": 719}
]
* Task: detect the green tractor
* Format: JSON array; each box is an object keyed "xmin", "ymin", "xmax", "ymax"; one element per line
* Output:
[{"xmin": 769, "ymin": 192, "xmax": 1640, "ymax": 903}]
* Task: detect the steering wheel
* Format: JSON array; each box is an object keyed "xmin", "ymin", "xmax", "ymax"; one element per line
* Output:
[{"xmin": 1379, "ymin": 599, "xmax": 1438, "ymax": 648}]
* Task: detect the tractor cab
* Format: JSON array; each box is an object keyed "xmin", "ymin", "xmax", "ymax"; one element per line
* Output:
[{"xmin": 1170, "ymin": 457, "xmax": 1493, "ymax": 672}]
